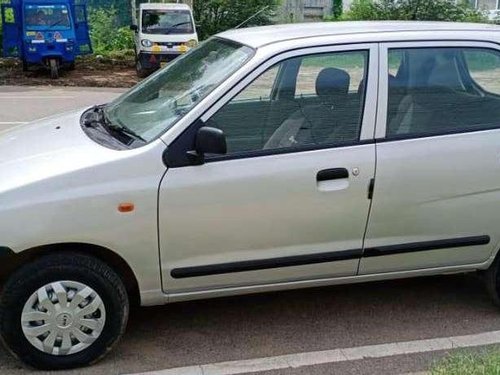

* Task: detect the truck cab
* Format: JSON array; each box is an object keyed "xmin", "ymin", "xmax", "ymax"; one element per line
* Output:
[
  {"xmin": 1, "ymin": 0, "xmax": 92, "ymax": 79},
  {"xmin": 131, "ymin": 2, "xmax": 198, "ymax": 78}
]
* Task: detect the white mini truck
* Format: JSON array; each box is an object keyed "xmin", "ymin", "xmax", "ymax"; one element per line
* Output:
[
  {"xmin": 1, "ymin": 21, "xmax": 500, "ymax": 370},
  {"xmin": 130, "ymin": 2, "xmax": 198, "ymax": 77}
]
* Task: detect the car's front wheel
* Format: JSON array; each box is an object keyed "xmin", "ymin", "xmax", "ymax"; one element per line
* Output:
[{"xmin": 0, "ymin": 253, "xmax": 129, "ymax": 370}]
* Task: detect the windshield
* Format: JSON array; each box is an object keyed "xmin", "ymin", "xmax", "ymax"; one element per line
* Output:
[
  {"xmin": 25, "ymin": 4, "xmax": 71, "ymax": 29},
  {"xmin": 142, "ymin": 9, "xmax": 194, "ymax": 35},
  {"xmin": 104, "ymin": 38, "xmax": 254, "ymax": 142}
]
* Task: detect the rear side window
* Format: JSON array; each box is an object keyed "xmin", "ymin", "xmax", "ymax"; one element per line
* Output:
[
  {"xmin": 386, "ymin": 47, "xmax": 500, "ymax": 138},
  {"xmin": 464, "ymin": 49, "xmax": 500, "ymax": 95}
]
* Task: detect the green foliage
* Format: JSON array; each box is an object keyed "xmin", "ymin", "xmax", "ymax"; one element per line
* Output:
[
  {"xmin": 332, "ymin": 0, "xmax": 343, "ymax": 19},
  {"xmin": 87, "ymin": 0, "xmax": 132, "ymax": 26},
  {"xmin": 88, "ymin": 8, "xmax": 134, "ymax": 55},
  {"xmin": 431, "ymin": 349, "xmax": 500, "ymax": 375},
  {"xmin": 337, "ymin": 0, "xmax": 487, "ymax": 23},
  {"xmin": 193, "ymin": 0, "xmax": 280, "ymax": 41}
]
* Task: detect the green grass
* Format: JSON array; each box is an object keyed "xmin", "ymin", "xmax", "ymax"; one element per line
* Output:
[{"xmin": 431, "ymin": 349, "xmax": 500, "ymax": 375}]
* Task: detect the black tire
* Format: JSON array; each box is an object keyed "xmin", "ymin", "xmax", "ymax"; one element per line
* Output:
[
  {"xmin": 136, "ymin": 60, "xmax": 149, "ymax": 78},
  {"xmin": 49, "ymin": 59, "xmax": 59, "ymax": 79},
  {"xmin": 0, "ymin": 253, "xmax": 129, "ymax": 370},
  {"xmin": 484, "ymin": 254, "xmax": 500, "ymax": 307},
  {"xmin": 22, "ymin": 60, "xmax": 29, "ymax": 72},
  {"xmin": 68, "ymin": 62, "xmax": 76, "ymax": 71}
]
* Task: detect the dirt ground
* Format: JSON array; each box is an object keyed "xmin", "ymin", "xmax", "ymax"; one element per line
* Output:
[
  {"xmin": 2, "ymin": 56, "xmax": 499, "ymax": 96},
  {"xmin": 0, "ymin": 57, "xmax": 139, "ymax": 88}
]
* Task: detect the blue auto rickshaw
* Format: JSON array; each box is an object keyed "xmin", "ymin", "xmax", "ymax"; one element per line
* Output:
[{"xmin": 1, "ymin": 0, "xmax": 92, "ymax": 78}]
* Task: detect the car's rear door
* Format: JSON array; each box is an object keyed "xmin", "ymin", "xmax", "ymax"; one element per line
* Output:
[
  {"xmin": 360, "ymin": 41, "xmax": 500, "ymax": 275},
  {"xmin": 159, "ymin": 44, "xmax": 379, "ymax": 295}
]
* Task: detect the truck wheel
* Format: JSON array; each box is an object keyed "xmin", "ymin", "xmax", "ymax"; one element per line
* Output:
[
  {"xmin": 49, "ymin": 59, "xmax": 59, "ymax": 79},
  {"xmin": 136, "ymin": 60, "xmax": 149, "ymax": 78},
  {"xmin": 0, "ymin": 253, "xmax": 129, "ymax": 370},
  {"xmin": 22, "ymin": 60, "xmax": 29, "ymax": 72}
]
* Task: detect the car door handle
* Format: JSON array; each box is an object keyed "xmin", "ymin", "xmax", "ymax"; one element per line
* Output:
[{"xmin": 316, "ymin": 168, "xmax": 349, "ymax": 182}]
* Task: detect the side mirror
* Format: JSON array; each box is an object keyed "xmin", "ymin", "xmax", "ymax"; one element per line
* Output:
[
  {"xmin": 187, "ymin": 126, "xmax": 227, "ymax": 165},
  {"xmin": 130, "ymin": 24, "xmax": 138, "ymax": 32}
]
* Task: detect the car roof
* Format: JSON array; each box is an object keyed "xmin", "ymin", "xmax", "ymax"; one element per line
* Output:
[{"xmin": 218, "ymin": 21, "xmax": 500, "ymax": 49}]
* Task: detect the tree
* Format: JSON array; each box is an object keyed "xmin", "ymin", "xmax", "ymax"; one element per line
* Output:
[
  {"xmin": 87, "ymin": 0, "xmax": 132, "ymax": 26},
  {"xmin": 332, "ymin": 0, "xmax": 343, "ymax": 19},
  {"xmin": 339, "ymin": 0, "xmax": 487, "ymax": 22},
  {"xmin": 88, "ymin": 8, "xmax": 134, "ymax": 54},
  {"xmin": 194, "ymin": 0, "xmax": 280, "ymax": 40}
]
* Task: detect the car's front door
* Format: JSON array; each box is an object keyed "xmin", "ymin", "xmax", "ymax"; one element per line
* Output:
[
  {"xmin": 159, "ymin": 44, "xmax": 379, "ymax": 294},
  {"xmin": 360, "ymin": 41, "xmax": 500, "ymax": 275}
]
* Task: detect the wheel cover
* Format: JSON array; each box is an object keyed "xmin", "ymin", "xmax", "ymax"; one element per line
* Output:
[{"xmin": 21, "ymin": 281, "xmax": 106, "ymax": 356}]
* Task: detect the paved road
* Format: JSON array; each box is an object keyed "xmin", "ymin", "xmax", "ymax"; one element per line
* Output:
[
  {"xmin": 0, "ymin": 86, "xmax": 124, "ymax": 130},
  {"xmin": 1, "ymin": 86, "xmax": 500, "ymax": 375}
]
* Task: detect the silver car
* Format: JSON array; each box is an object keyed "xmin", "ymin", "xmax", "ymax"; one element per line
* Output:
[{"xmin": 1, "ymin": 21, "xmax": 500, "ymax": 370}]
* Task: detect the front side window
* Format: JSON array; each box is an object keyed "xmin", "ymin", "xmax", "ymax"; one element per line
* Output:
[
  {"xmin": 206, "ymin": 50, "xmax": 369, "ymax": 155},
  {"xmin": 232, "ymin": 66, "xmax": 280, "ymax": 102},
  {"xmin": 142, "ymin": 9, "xmax": 194, "ymax": 35},
  {"xmin": 25, "ymin": 5, "xmax": 70, "ymax": 29},
  {"xmin": 104, "ymin": 38, "xmax": 254, "ymax": 142},
  {"xmin": 386, "ymin": 47, "xmax": 500, "ymax": 138},
  {"xmin": 295, "ymin": 52, "xmax": 366, "ymax": 97}
]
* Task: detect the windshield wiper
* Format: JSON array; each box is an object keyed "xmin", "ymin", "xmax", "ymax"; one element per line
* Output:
[
  {"xmin": 83, "ymin": 105, "xmax": 103, "ymax": 127},
  {"xmin": 170, "ymin": 21, "xmax": 191, "ymax": 28},
  {"xmin": 106, "ymin": 123, "xmax": 147, "ymax": 143},
  {"xmin": 163, "ymin": 21, "xmax": 192, "ymax": 34},
  {"xmin": 101, "ymin": 109, "xmax": 147, "ymax": 143},
  {"xmin": 85, "ymin": 106, "xmax": 147, "ymax": 143},
  {"xmin": 49, "ymin": 19, "xmax": 63, "ymax": 28}
]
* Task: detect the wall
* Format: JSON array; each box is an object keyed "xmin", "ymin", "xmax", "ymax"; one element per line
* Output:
[{"xmin": 278, "ymin": 0, "xmax": 334, "ymax": 22}]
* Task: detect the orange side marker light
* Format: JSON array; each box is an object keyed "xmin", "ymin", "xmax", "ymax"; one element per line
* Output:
[{"xmin": 118, "ymin": 203, "xmax": 135, "ymax": 213}]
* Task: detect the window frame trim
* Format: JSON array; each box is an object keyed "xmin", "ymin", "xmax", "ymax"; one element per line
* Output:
[
  {"xmin": 197, "ymin": 43, "xmax": 379, "ymax": 163},
  {"xmin": 375, "ymin": 40, "xmax": 500, "ymax": 141}
]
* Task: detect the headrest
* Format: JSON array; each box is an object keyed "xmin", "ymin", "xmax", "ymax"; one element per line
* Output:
[
  {"xmin": 359, "ymin": 74, "xmax": 399, "ymax": 94},
  {"xmin": 315, "ymin": 68, "xmax": 350, "ymax": 99}
]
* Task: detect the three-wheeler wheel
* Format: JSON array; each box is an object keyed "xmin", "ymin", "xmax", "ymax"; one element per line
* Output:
[{"xmin": 49, "ymin": 59, "xmax": 59, "ymax": 79}]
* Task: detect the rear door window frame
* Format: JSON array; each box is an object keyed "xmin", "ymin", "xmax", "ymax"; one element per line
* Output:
[{"xmin": 375, "ymin": 40, "xmax": 500, "ymax": 140}]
